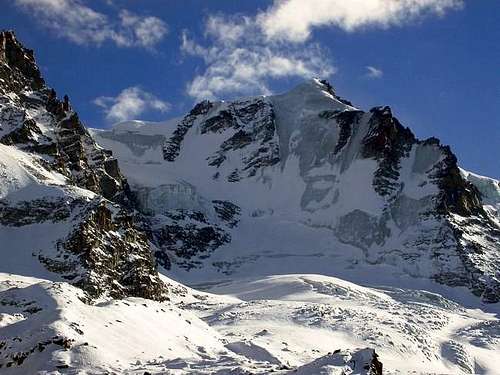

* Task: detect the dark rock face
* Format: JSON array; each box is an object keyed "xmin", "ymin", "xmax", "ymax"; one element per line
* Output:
[
  {"xmin": 363, "ymin": 106, "xmax": 416, "ymax": 197},
  {"xmin": 48, "ymin": 99, "xmax": 130, "ymax": 202},
  {"xmin": 335, "ymin": 209, "xmax": 390, "ymax": 251},
  {"xmin": 318, "ymin": 79, "xmax": 354, "ymax": 107},
  {"xmin": 40, "ymin": 202, "xmax": 168, "ymax": 301},
  {"xmin": 333, "ymin": 111, "xmax": 357, "ymax": 155},
  {"xmin": 207, "ymin": 99, "xmax": 280, "ymax": 181},
  {"xmin": 425, "ymin": 146, "xmax": 500, "ymax": 302},
  {"xmin": 0, "ymin": 196, "xmax": 168, "ymax": 302},
  {"xmin": 0, "ymin": 31, "xmax": 167, "ymax": 302},
  {"xmin": 0, "ymin": 30, "xmax": 44, "ymax": 93},
  {"xmin": 319, "ymin": 109, "xmax": 363, "ymax": 155},
  {"xmin": 147, "ymin": 209, "xmax": 231, "ymax": 271},
  {"xmin": 361, "ymin": 106, "xmax": 485, "ymax": 218},
  {"xmin": 163, "ymin": 100, "xmax": 213, "ymax": 161},
  {"xmin": 201, "ymin": 108, "xmax": 235, "ymax": 134},
  {"xmin": 431, "ymin": 145, "xmax": 485, "ymax": 217},
  {"xmin": 368, "ymin": 350, "xmax": 383, "ymax": 375},
  {"xmin": 212, "ymin": 200, "xmax": 241, "ymax": 228},
  {"xmin": 164, "ymin": 97, "xmax": 280, "ymax": 182},
  {"xmin": 0, "ymin": 198, "xmax": 73, "ymax": 226},
  {"xmin": 130, "ymin": 187, "xmax": 240, "ymax": 273},
  {"xmin": 331, "ymin": 104, "xmax": 500, "ymax": 302}
]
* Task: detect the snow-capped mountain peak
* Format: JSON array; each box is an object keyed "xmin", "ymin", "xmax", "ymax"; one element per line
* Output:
[
  {"xmin": 2, "ymin": 30, "xmax": 500, "ymax": 374},
  {"xmin": 93, "ymin": 74, "xmax": 500, "ymax": 305}
]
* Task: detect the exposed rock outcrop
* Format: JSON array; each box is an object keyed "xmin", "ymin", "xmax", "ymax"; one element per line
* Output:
[
  {"xmin": 290, "ymin": 348, "xmax": 383, "ymax": 375},
  {"xmin": 39, "ymin": 201, "xmax": 168, "ymax": 301},
  {"xmin": 164, "ymin": 97, "xmax": 280, "ymax": 182},
  {"xmin": 0, "ymin": 31, "xmax": 166, "ymax": 301},
  {"xmin": 146, "ymin": 209, "xmax": 231, "ymax": 271},
  {"xmin": 0, "ymin": 31, "xmax": 129, "ymax": 203}
]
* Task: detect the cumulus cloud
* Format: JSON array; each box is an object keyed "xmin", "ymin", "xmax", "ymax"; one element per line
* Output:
[
  {"xmin": 182, "ymin": 1, "xmax": 462, "ymax": 102},
  {"xmin": 94, "ymin": 87, "xmax": 170, "ymax": 123},
  {"xmin": 365, "ymin": 66, "xmax": 383, "ymax": 79},
  {"xmin": 14, "ymin": 0, "xmax": 168, "ymax": 49},
  {"xmin": 258, "ymin": 0, "xmax": 463, "ymax": 42},
  {"xmin": 118, "ymin": 10, "xmax": 167, "ymax": 48},
  {"xmin": 182, "ymin": 15, "xmax": 335, "ymax": 101}
]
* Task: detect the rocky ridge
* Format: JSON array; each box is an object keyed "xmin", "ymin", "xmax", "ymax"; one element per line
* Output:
[{"xmin": 0, "ymin": 30, "xmax": 166, "ymax": 301}]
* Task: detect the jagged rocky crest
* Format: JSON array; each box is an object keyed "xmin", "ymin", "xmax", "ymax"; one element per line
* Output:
[
  {"xmin": 0, "ymin": 31, "xmax": 167, "ymax": 301},
  {"xmin": 163, "ymin": 97, "xmax": 280, "ymax": 182},
  {"xmin": 41, "ymin": 201, "xmax": 167, "ymax": 301},
  {"xmin": 0, "ymin": 31, "xmax": 129, "ymax": 203}
]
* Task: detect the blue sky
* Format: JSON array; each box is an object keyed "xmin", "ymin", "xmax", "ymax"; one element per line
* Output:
[{"xmin": 1, "ymin": 0, "xmax": 499, "ymax": 177}]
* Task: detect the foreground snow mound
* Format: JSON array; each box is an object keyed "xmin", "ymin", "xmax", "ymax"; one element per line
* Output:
[
  {"xmin": 290, "ymin": 348, "xmax": 382, "ymax": 375},
  {"xmin": 0, "ymin": 274, "xmax": 236, "ymax": 374},
  {"xmin": 3, "ymin": 273, "xmax": 498, "ymax": 374}
]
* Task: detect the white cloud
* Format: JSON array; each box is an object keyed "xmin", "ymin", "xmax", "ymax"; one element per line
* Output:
[
  {"xmin": 182, "ymin": 16, "xmax": 335, "ymax": 101},
  {"xmin": 94, "ymin": 87, "xmax": 170, "ymax": 123},
  {"xmin": 258, "ymin": 0, "xmax": 463, "ymax": 42},
  {"xmin": 14, "ymin": 0, "xmax": 168, "ymax": 48},
  {"xmin": 204, "ymin": 15, "xmax": 252, "ymax": 45},
  {"xmin": 118, "ymin": 10, "xmax": 167, "ymax": 48},
  {"xmin": 182, "ymin": 1, "xmax": 461, "ymax": 102},
  {"xmin": 366, "ymin": 66, "xmax": 383, "ymax": 79}
]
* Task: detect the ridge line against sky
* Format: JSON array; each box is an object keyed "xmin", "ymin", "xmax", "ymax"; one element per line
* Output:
[{"xmin": 2, "ymin": 0, "xmax": 499, "ymax": 178}]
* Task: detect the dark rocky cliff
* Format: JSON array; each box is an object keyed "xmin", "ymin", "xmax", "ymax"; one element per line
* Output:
[{"xmin": 0, "ymin": 31, "xmax": 167, "ymax": 301}]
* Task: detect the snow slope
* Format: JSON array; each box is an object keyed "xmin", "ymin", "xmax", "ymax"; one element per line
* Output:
[
  {"xmin": 2, "ymin": 272, "xmax": 498, "ymax": 374},
  {"xmin": 0, "ymin": 273, "xmax": 241, "ymax": 374}
]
